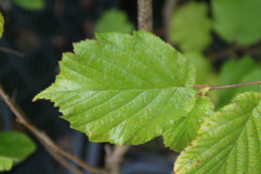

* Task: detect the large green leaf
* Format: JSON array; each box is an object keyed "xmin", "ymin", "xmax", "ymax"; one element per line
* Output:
[
  {"xmin": 0, "ymin": 12, "xmax": 4, "ymax": 39},
  {"xmin": 11, "ymin": 0, "xmax": 45, "ymax": 11},
  {"xmin": 94, "ymin": 9, "xmax": 134, "ymax": 34},
  {"xmin": 217, "ymin": 57, "xmax": 261, "ymax": 109},
  {"xmin": 169, "ymin": 2, "xmax": 211, "ymax": 52},
  {"xmin": 34, "ymin": 31, "xmax": 197, "ymax": 145},
  {"xmin": 163, "ymin": 96, "xmax": 214, "ymax": 152},
  {"xmin": 0, "ymin": 131, "xmax": 36, "ymax": 165},
  {"xmin": 174, "ymin": 91, "xmax": 261, "ymax": 173},
  {"xmin": 212, "ymin": 0, "xmax": 261, "ymax": 46},
  {"xmin": 0, "ymin": 156, "xmax": 12, "ymax": 171}
]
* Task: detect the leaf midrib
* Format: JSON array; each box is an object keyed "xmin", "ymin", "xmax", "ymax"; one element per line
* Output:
[{"xmin": 39, "ymin": 86, "xmax": 189, "ymax": 94}]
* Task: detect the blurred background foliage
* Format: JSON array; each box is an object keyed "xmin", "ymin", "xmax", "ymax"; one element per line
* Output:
[
  {"xmin": 168, "ymin": 0, "xmax": 261, "ymax": 110},
  {"xmin": 0, "ymin": 0, "xmax": 261, "ymax": 173}
]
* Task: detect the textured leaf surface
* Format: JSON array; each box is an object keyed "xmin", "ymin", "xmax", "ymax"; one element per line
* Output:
[
  {"xmin": 0, "ymin": 131, "xmax": 36, "ymax": 165},
  {"xmin": 95, "ymin": 9, "xmax": 134, "ymax": 33},
  {"xmin": 217, "ymin": 57, "xmax": 261, "ymax": 109},
  {"xmin": 34, "ymin": 31, "xmax": 197, "ymax": 145},
  {"xmin": 169, "ymin": 2, "xmax": 211, "ymax": 52},
  {"xmin": 163, "ymin": 96, "xmax": 214, "ymax": 152},
  {"xmin": 212, "ymin": 0, "xmax": 261, "ymax": 46},
  {"xmin": 0, "ymin": 12, "xmax": 4, "ymax": 38},
  {"xmin": 0, "ymin": 156, "xmax": 12, "ymax": 171},
  {"xmin": 12, "ymin": 0, "xmax": 45, "ymax": 10},
  {"xmin": 175, "ymin": 91, "xmax": 261, "ymax": 174}
]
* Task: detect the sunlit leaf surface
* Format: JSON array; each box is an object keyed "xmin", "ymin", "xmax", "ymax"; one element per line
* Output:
[
  {"xmin": 0, "ymin": 156, "xmax": 12, "ymax": 172},
  {"xmin": 34, "ymin": 31, "xmax": 198, "ymax": 145},
  {"xmin": 163, "ymin": 96, "xmax": 214, "ymax": 152},
  {"xmin": 175, "ymin": 91, "xmax": 261, "ymax": 174}
]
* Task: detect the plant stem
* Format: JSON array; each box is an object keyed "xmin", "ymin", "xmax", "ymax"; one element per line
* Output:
[
  {"xmin": 194, "ymin": 80, "xmax": 261, "ymax": 91},
  {"xmin": 209, "ymin": 44, "xmax": 238, "ymax": 63},
  {"xmin": 0, "ymin": 46, "xmax": 24, "ymax": 57},
  {"xmin": 138, "ymin": 0, "xmax": 153, "ymax": 32},
  {"xmin": 0, "ymin": 84, "xmax": 109, "ymax": 174},
  {"xmin": 105, "ymin": 145, "xmax": 130, "ymax": 174},
  {"xmin": 39, "ymin": 138, "xmax": 85, "ymax": 174}
]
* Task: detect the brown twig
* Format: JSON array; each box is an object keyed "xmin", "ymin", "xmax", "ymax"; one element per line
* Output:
[
  {"xmin": 39, "ymin": 138, "xmax": 85, "ymax": 174},
  {"xmin": 0, "ymin": 84, "xmax": 109, "ymax": 174},
  {"xmin": 105, "ymin": 145, "xmax": 130, "ymax": 174},
  {"xmin": 209, "ymin": 45, "xmax": 261, "ymax": 63},
  {"xmin": 240, "ymin": 47, "xmax": 261, "ymax": 56},
  {"xmin": 0, "ymin": 46, "xmax": 24, "ymax": 57},
  {"xmin": 194, "ymin": 80, "xmax": 261, "ymax": 91},
  {"xmin": 209, "ymin": 44, "xmax": 238, "ymax": 63},
  {"xmin": 138, "ymin": 0, "xmax": 153, "ymax": 32}
]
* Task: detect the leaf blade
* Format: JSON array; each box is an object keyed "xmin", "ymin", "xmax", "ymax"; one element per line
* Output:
[
  {"xmin": 163, "ymin": 96, "xmax": 214, "ymax": 152},
  {"xmin": 12, "ymin": 0, "xmax": 45, "ymax": 10},
  {"xmin": 0, "ymin": 12, "xmax": 4, "ymax": 38},
  {"xmin": 174, "ymin": 91, "xmax": 261, "ymax": 174},
  {"xmin": 0, "ymin": 156, "xmax": 13, "ymax": 172},
  {"xmin": 34, "ymin": 31, "xmax": 197, "ymax": 145},
  {"xmin": 0, "ymin": 131, "xmax": 36, "ymax": 165}
]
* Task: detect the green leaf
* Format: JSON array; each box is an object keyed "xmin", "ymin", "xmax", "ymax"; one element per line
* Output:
[
  {"xmin": 163, "ymin": 96, "xmax": 214, "ymax": 152},
  {"xmin": 11, "ymin": 0, "xmax": 45, "ymax": 11},
  {"xmin": 175, "ymin": 91, "xmax": 261, "ymax": 173},
  {"xmin": 184, "ymin": 52, "xmax": 211, "ymax": 84},
  {"xmin": 169, "ymin": 2, "xmax": 211, "ymax": 52},
  {"xmin": 0, "ymin": 131, "xmax": 36, "ymax": 165},
  {"xmin": 0, "ymin": 156, "xmax": 13, "ymax": 172},
  {"xmin": 34, "ymin": 31, "xmax": 197, "ymax": 145},
  {"xmin": 217, "ymin": 57, "xmax": 260, "ymax": 109},
  {"xmin": 0, "ymin": 12, "xmax": 4, "ymax": 39},
  {"xmin": 212, "ymin": 0, "xmax": 261, "ymax": 46},
  {"xmin": 94, "ymin": 9, "xmax": 134, "ymax": 33}
]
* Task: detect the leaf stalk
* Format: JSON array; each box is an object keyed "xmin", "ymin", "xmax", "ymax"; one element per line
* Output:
[{"xmin": 194, "ymin": 80, "xmax": 261, "ymax": 91}]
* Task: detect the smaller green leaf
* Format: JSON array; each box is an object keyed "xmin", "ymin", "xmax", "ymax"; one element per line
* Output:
[
  {"xmin": 11, "ymin": 0, "xmax": 45, "ymax": 11},
  {"xmin": 0, "ymin": 12, "xmax": 4, "ymax": 38},
  {"xmin": 0, "ymin": 156, "xmax": 13, "ymax": 172},
  {"xmin": 174, "ymin": 91, "xmax": 261, "ymax": 174},
  {"xmin": 163, "ymin": 96, "xmax": 214, "ymax": 152},
  {"xmin": 95, "ymin": 9, "xmax": 134, "ymax": 33},
  {"xmin": 212, "ymin": 0, "xmax": 261, "ymax": 46},
  {"xmin": 169, "ymin": 2, "xmax": 211, "ymax": 52},
  {"xmin": 0, "ymin": 131, "xmax": 36, "ymax": 165}
]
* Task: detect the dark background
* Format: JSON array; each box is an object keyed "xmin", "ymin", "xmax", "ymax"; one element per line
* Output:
[{"xmin": 0, "ymin": 0, "xmax": 186, "ymax": 173}]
